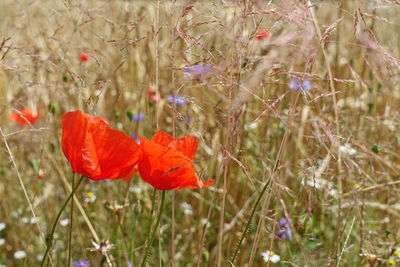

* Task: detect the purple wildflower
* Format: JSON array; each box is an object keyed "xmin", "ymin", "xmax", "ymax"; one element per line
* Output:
[
  {"xmin": 302, "ymin": 80, "xmax": 312, "ymax": 91},
  {"xmin": 183, "ymin": 65, "xmax": 210, "ymax": 74},
  {"xmin": 72, "ymin": 260, "xmax": 90, "ymax": 267},
  {"xmin": 183, "ymin": 65, "xmax": 211, "ymax": 80},
  {"xmin": 168, "ymin": 94, "xmax": 188, "ymax": 106},
  {"xmin": 289, "ymin": 78, "xmax": 301, "ymax": 91},
  {"xmin": 132, "ymin": 113, "xmax": 145, "ymax": 122},
  {"xmin": 131, "ymin": 132, "xmax": 140, "ymax": 144},
  {"xmin": 289, "ymin": 78, "xmax": 312, "ymax": 92},
  {"xmin": 276, "ymin": 218, "xmax": 292, "ymax": 241}
]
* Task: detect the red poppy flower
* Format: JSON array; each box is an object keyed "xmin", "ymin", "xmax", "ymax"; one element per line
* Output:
[
  {"xmin": 61, "ymin": 110, "xmax": 141, "ymax": 181},
  {"xmin": 9, "ymin": 108, "xmax": 40, "ymax": 126},
  {"xmin": 148, "ymin": 88, "xmax": 161, "ymax": 103},
  {"xmin": 79, "ymin": 52, "xmax": 89, "ymax": 62},
  {"xmin": 256, "ymin": 29, "xmax": 270, "ymax": 40},
  {"xmin": 138, "ymin": 130, "xmax": 213, "ymax": 190}
]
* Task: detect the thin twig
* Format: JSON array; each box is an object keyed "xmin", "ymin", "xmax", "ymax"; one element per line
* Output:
[{"xmin": 336, "ymin": 216, "xmax": 356, "ymax": 267}]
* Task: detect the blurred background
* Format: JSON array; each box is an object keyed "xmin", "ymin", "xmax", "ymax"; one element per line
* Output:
[{"xmin": 0, "ymin": 0, "xmax": 400, "ymax": 266}]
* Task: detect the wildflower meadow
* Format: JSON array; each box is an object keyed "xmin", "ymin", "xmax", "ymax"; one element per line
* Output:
[{"xmin": 0, "ymin": 0, "xmax": 400, "ymax": 266}]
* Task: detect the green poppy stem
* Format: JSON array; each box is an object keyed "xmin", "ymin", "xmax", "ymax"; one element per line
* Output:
[
  {"xmin": 67, "ymin": 172, "xmax": 75, "ymax": 267},
  {"xmin": 40, "ymin": 175, "xmax": 84, "ymax": 267},
  {"xmin": 140, "ymin": 190, "xmax": 166, "ymax": 267},
  {"xmin": 230, "ymin": 178, "xmax": 271, "ymax": 264}
]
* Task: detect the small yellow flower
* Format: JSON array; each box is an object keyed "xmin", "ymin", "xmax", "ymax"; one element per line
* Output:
[
  {"xmin": 388, "ymin": 259, "xmax": 396, "ymax": 266},
  {"xmin": 272, "ymin": 122, "xmax": 278, "ymax": 128},
  {"xmin": 87, "ymin": 191, "xmax": 94, "ymax": 199},
  {"xmin": 394, "ymin": 250, "xmax": 399, "ymax": 256},
  {"xmin": 354, "ymin": 184, "xmax": 361, "ymax": 189}
]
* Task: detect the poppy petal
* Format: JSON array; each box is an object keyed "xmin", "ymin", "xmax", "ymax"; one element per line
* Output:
[
  {"xmin": 62, "ymin": 110, "xmax": 96, "ymax": 177},
  {"xmin": 9, "ymin": 108, "xmax": 40, "ymax": 126},
  {"xmin": 61, "ymin": 110, "xmax": 141, "ymax": 180},
  {"xmin": 151, "ymin": 129, "xmax": 174, "ymax": 146},
  {"xmin": 171, "ymin": 136, "xmax": 199, "ymax": 160},
  {"xmin": 138, "ymin": 134, "xmax": 213, "ymax": 190},
  {"xmin": 152, "ymin": 130, "xmax": 199, "ymax": 160}
]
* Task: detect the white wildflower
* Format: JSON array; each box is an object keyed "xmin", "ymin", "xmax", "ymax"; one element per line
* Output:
[
  {"xmin": 14, "ymin": 250, "xmax": 27, "ymax": 259},
  {"xmin": 36, "ymin": 254, "xmax": 44, "ymax": 261},
  {"xmin": 83, "ymin": 187, "xmax": 97, "ymax": 203},
  {"xmin": 21, "ymin": 217, "xmax": 29, "ymax": 224},
  {"xmin": 0, "ymin": 222, "xmax": 5, "ymax": 231},
  {"xmin": 393, "ymin": 247, "xmax": 400, "ymax": 258},
  {"xmin": 180, "ymin": 202, "xmax": 193, "ymax": 215},
  {"xmin": 340, "ymin": 143, "xmax": 357, "ymax": 156},
  {"xmin": 302, "ymin": 177, "xmax": 328, "ymax": 189},
  {"xmin": 246, "ymin": 121, "xmax": 258, "ymax": 130},
  {"xmin": 261, "ymin": 250, "xmax": 280, "ymax": 263},
  {"xmin": 89, "ymin": 240, "xmax": 115, "ymax": 255},
  {"xmin": 59, "ymin": 218, "xmax": 70, "ymax": 227},
  {"xmin": 129, "ymin": 186, "xmax": 142, "ymax": 194},
  {"xmin": 328, "ymin": 189, "xmax": 338, "ymax": 198},
  {"xmin": 201, "ymin": 218, "xmax": 211, "ymax": 228},
  {"xmin": 30, "ymin": 216, "xmax": 40, "ymax": 224},
  {"xmin": 0, "ymin": 238, "xmax": 5, "ymax": 246}
]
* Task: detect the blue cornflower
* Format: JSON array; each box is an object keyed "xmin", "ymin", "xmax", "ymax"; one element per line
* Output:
[
  {"xmin": 132, "ymin": 113, "xmax": 145, "ymax": 122},
  {"xmin": 183, "ymin": 65, "xmax": 211, "ymax": 74},
  {"xmin": 168, "ymin": 94, "xmax": 188, "ymax": 106},
  {"xmin": 302, "ymin": 80, "xmax": 312, "ymax": 91},
  {"xmin": 289, "ymin": 78, "xmax": 312, "ymax": 92},
  {"xmin": 289, "ymin": 78, "xmax": 301, "ymax": 91},
  {"xmin": 131, "ymin": 132, "xmax": 140, "ymax": 144},
  {"xmin": 72, "ymin": 260, "xmax": 90, "ymax": 267},
  {"xmin": 276, "ymin": 217, "xmax": 292, "ymax": 241}
]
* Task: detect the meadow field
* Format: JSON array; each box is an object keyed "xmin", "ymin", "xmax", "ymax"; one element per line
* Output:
[{"xmin": 0, "ymin": 0, "xmax": 400, "ymax": 266}]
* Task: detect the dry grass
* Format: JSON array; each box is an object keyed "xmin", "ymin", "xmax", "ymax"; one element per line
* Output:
[{"xmin": 0, "ymin": 0, "xmax": 400, "ymax": 266}]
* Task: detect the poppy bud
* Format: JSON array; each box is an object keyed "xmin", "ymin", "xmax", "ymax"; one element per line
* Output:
[
  {"xmin": 126, "ymin": 110, "xmax": 134, "ymax": 121},
  {"xmin": 48, "ymin": 103, "xmax": 58, "ymax": 115}
]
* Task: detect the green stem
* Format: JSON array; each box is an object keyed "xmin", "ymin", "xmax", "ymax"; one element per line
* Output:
[
  {"xmin": 41, "ymin": 175, "xmax": 84, "ymax": 267},
  {"xmin": 130, "ymin": 211, "xmax": 137, "ymax": 266},
  {"xmin": 67, "ymin": 172, "xmax": 75, "ymax": 267},
  {"xmin": 140, "ymin": 190, "xmax": 166, "ymax": 267},
  {"xmin": 142, "ymin": 189, "xmax": 157, "ymax": 252},
  {"xmin": 230, "ymin": 178, "xmax": 271, "ymax": 264}
]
